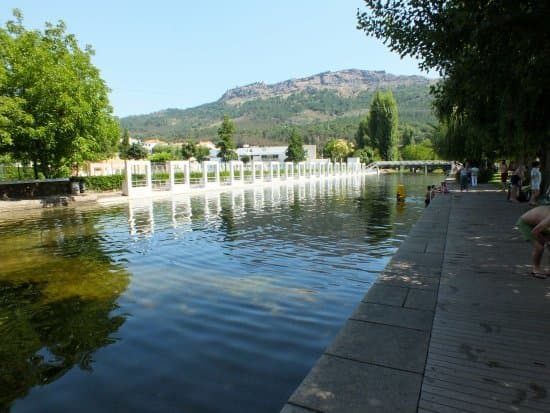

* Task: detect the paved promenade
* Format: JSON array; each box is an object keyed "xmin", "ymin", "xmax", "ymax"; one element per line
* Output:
[{"xmin": 282, "ymin": 185, "xmax": 550, "ymax": 412}]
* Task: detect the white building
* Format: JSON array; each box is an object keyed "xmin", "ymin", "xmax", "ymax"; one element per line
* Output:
[
  {"xmin": 232, "ymin": 145, "xmax": 316, "ymax": 162},
  {"xmin": 142, "ymin": 139, "xmax": 167, "ymax": 153}
]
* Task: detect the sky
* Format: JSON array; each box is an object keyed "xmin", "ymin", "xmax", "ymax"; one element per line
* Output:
[{"xmin": 1, "ymin": 1, "xmax": 433, "ymax": 117}]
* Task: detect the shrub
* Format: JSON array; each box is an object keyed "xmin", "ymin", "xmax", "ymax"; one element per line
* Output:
[{"xmin": 83, "ymin": 175, "xmax": 124, "ymax": 191}]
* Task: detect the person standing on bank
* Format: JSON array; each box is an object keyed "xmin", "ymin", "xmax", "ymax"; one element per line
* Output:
[
  {"xmin": 460, "ymin": 163, "xmax": 470, "ymax": 191},
  {"xmin": 470, "ymin": 164, "xmax": 479, "ymax": 187},
  {"xmin": 509, "ymin": 165, "xmax": 525, "ymax": 202},
  {"xmin": 516, "ymin": 206, "xmax": 550, "ymax": 278},
  {"xmin": 499, "ymin": 160, "xmax": 508, "ymax": 191},
  {"xmin": 530, "ymin": 160, "xmax": 542, "ymax": 206}
]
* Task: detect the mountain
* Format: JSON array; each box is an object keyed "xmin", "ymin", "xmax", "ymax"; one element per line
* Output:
[{"xmin": 120, "ymin": 69, "xmax": 437, "ymax": 147}]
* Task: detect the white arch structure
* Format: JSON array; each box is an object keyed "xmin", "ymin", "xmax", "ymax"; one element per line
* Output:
[{"xmin": 122, "ymin": 158, "xmax": 375, "ymax": 198}]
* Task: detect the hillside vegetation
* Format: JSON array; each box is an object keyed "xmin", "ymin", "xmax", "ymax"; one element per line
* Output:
[{"xmin": 121, "ymin": 69, "xmax": 436, "ymax": 147}]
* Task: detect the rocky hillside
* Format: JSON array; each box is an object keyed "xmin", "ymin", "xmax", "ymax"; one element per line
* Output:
[
  {"xmin": 221, "ymin": 69, "xmax": 432, "ymax": 103},
  {"xmin": 121, "ymin": 69, "xmax": 437, "ymax": 146}
]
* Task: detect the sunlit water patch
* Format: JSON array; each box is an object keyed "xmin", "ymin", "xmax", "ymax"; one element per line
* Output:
[{"xmin": 0, "ymin": 174, "xmax": 440, "ymax": 412}]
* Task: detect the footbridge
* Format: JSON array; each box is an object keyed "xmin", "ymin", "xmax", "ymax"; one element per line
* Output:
[{"xmin": 365, "ymin": 160, "xmax": 454, "ymax": 174}]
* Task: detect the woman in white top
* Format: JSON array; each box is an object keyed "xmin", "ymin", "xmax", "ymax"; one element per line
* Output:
[{"xmin": 530, "ymin": 160, "xmax": 542, "ymax": 205}]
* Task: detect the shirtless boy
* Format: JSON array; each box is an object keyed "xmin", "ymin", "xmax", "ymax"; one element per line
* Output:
[{"xmin": 516, "ymin": 206, "xmax": 550, "ymax": 278}]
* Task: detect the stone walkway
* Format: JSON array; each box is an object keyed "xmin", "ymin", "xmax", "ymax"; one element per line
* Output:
[{"xmin": 282, "ymin": 185, "xmax": 550, "ymax": 412}]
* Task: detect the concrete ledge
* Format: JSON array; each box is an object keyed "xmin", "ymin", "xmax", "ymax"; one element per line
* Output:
[
  {"xmin": 351, "ymin": 302, "xmax": 433, "ymax": 331},
  {"xmin": 286, "ymin": 355, "xmax": 422, "ymax": 413},
  {"xmin": 325, "ymin": 319, "xmax": 430, "ymax": 373}
]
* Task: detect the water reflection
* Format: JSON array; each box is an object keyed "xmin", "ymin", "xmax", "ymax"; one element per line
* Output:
[
  {"xmin": 0, "ymin": 209, "xmax": 130, "ymax": 412},
  {"xmin": 0, "ymin": 174, "xmax": 439, "ymax": 413}
]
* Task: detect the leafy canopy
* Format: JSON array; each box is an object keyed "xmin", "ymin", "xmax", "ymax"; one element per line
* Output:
[
  {"xmin": 285, "ymin": 129, "xmax": 306, "ymax": 163},
  {"xmin": 216, "ymin": 115, "xmax": 238, "ymax": 161},
  {"xmin": 323, "ymin": 139, "xmax": 353, "ymax": 162},
  {"xmin": 357, "ymin": 1, "xmax": 550, "ymax": 166},
  {"xmin": 357, "ymin": 90, "xmax": 399, "ymax": 161},
  {"xmin": 0, "ymin": 10, "xmax": 120, "ymax": 178}
]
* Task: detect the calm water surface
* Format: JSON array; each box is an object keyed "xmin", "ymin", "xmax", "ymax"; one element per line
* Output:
[{"xmin": 0, "ymin": 174, "xmax": 440, "ymax": 413}]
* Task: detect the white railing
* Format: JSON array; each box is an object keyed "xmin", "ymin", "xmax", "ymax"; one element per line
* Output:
[{"xmin": 122, "ymin": 159, "xmax": 374, "ymax": 197}]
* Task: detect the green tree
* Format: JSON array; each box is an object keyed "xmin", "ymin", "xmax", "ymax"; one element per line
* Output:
[
  {"xmin": 240, "ymin": 154, "xmax": 251, "ymax": 164},
  {"xmin": 181, "ymin": 141, "xmax": 195, "ymax": 160},
  {"xmin": 323, "ymin": 139, "xmax": 352, "ymax": 162},
  {"xmin": 216, "ymin": 115, "xmax": 238, "ymax": 161},
  {"xmin": 126, "ymin": 143, "xmax": 148, "ymax": 160},
  {"xmin": 0, "ymin": 10, "xmax": 120, "ymax": 178},
  {"xmin": 285, "ymin": 129, "xmax": 306, "ymax": 163},
  {"xmin": 401, "ymin": 139, "xmax": 437, "ymax": 161},
  {"xmin": 118, "ymin": 129, "xmax": 131, "ymax": 159},
  {"xmin": 357, "ymin": 1, "xmax": 550, "ymax": 181},
  {"xmin": 353, "ymin": 147, "xmax": 380, "ymax": 165},
  {"xmin": 355, "ymin": 117, "xmax": 371, "ymax": 148},
  {"xmin": 400, "ymin": 126, "xmax": 416, "ymax": 147},
  {"xmin": 194, "ymin": 145, "xmax": 210, "ymax": 162},
  {"xmin": 367, "ymin": 91, "xmax": 399, "ymax": 160}
]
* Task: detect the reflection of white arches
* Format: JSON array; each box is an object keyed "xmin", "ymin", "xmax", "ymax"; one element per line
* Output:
[
  {"xmin": 231, "ymin": 190, "xmax": 245, "ymax": 216},
  {"xmin": 128, "ymin": 198, "xmax": 154, "ymax": 237},
  {"xmin": 123, "ymin": 175, "xmax": 370, "ymax": 236},
  {"xmin": 204, "ymin": 192, "xmax": 222, "ymax": 219},
  {"xmin": 253, "ymin": 187, "xmax": 264, "ymax": 210},
  {"xmin": 171, "ymin": 195, "xmax": 192, "ymax": 229},
  {"xmin": 266, "ymin": 186, "xmax": 281, "ymax": 206}
]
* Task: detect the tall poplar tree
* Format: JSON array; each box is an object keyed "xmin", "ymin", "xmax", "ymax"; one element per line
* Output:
[
  {"xmin": 367, "ymin": 91, "xmax": 399, "ymax": 160},
  {"xmin": 0, "ymin": 10, "xmax": 120, "ymax": 178}
]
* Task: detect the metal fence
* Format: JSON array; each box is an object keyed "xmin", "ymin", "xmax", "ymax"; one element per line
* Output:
[{"xmin": 0, "ymin": 164, "xmax": 37, "ymax": 182}]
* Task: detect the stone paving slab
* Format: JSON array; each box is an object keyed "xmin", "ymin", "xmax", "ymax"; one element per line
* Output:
[
  {"xmin": 325, "ymin": 319, "xmax": 430, "ymax": 373},
  {"xmin": 350, "ymin": 302, "xmax": 433, "ymax": 331},
  {"xmin": 282, "ymin": 185, "xmax": 550, "ymax": 412},
  {"xmin": 286, "ymin": 355, "xmax": 423, "ymax": 413}
]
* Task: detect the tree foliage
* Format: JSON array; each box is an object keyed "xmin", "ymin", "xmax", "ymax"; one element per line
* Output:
[
  {"xmin": 285, "ymin": 129, "xmax": 306, "ymax": 163},
  {"xmin": 216, "ymin": 115, "xmax": 238, "ymax": 161},
  {"xmin": 366, "ymin": 91, "xmax": 399, "ymax": 160},
  {"xmin": 0, "ymin": 10, "xmax": 120, "ymax": 178},
  {"xmin": 322, "ymin": 139, "xmax": 353, "ymax": 162},
  {"xmin": 401, "ymin": 139, "xmax": 437, "ymax": 161},
  {"xmin": 126, "ymin": 143, "xmax": 148, "ymax": 160},
  {"xmin": 353, "ymin": 147, "xmax": 380, "ymax": 165},
  {"xmin": 357, "ymin": 0, "xmax": 550, "ymax": 170},
  {"xmin": 118, "ymin": 129, "xmax": 131, "ymax": 159},
  {"xmin": 181, "ymin": 141, "xmax": 196, "ymax": 160}
]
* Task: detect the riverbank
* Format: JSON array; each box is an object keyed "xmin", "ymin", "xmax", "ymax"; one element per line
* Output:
[{"xmin": 281, "ymin": 184, "xmax": 550, "ymax": 412}]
